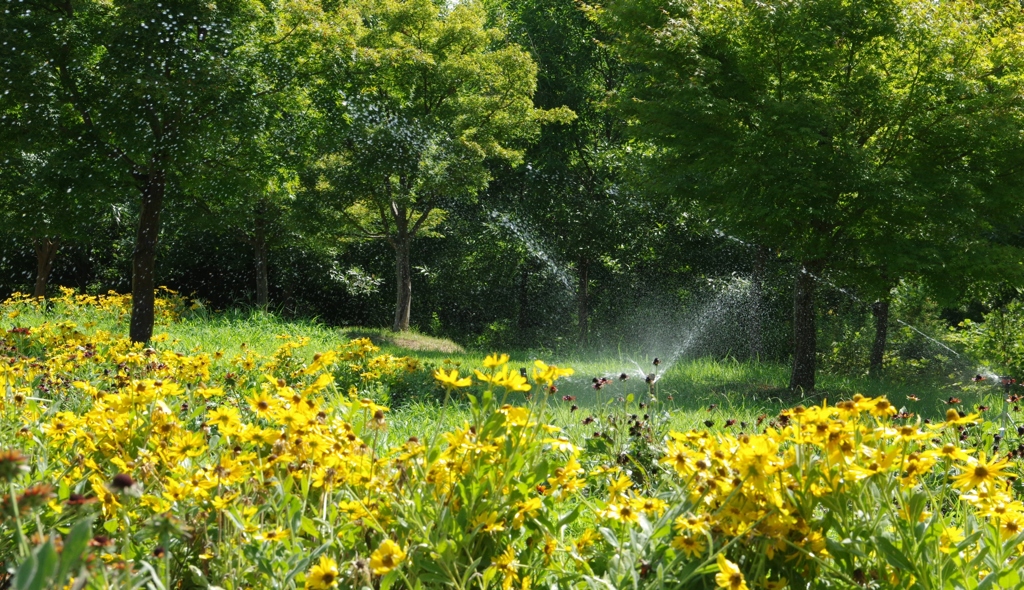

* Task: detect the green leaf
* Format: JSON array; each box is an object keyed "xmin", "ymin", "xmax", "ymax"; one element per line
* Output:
[
  {"xmin": 599, "ymin": 526, "xmax": 620, "ymax": 549},
  {"xmin": 585, "ymin": 437, "xmax": 611, "ymax": 455},
  {"xmin": 15, "ymin": 539, "xmax": 59, "ymax": 590},
  {"xmin": 876, "ymin": 536, "xmax": 915, "ymax": 573},
  {"xmin": 557, "ymin": 505, "xmax": 582, "ymax": 529},
  {"xmin": 977, "ymin": 572, "xmax": 997, "ymax": 590},
  {"xmin": 56, "ymin": 516, "xmax": 94, "ymax": 583},
  {"xmin": 300, "ymin": 516, "xmax": 320, "ymax": 538},
  {"xmin": 380, "ymin": 569, "xmax": 399, "ymax": 590},
  {"xmin": 189, "ymin": 565, "xmax": 211, "ymax": 588}
]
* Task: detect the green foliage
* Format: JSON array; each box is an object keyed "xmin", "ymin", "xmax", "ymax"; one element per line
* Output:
[
  {"xmin": 298, "ymin": 0, "xmax": 572, "ymax": 330},
  {"xmin": 820, "ymin": 281, "xmax": 962, "ymax": 380},
  {"xmin": 5, "ymin": 0, "xmax": 1024, "ymax": 394},
  {"xmin": 952, "ymin": 299, "xmax": 1024, "ymax": 377},
  {"xmin": 601, "ymin": 0, "xmax": 1024, "ymax": 269},
  {"xmin": 599, "ymin": 0, "xmax": 1024, "ymax": 388}
]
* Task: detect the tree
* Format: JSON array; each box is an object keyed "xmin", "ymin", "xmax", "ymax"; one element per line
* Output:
[
  {"xmin": 0, "ymin": 158, "xmax": 117, "ymax": 298},
  {"xmin": 181, "ymin": 170, "xmax": 301, "ymax": 307},
  {"xmin": 0, "ymin": 102, "xmax": 121, "ymax": 297},
  {"xmin": 0, "ymin": 0, "xmax": 309, "ymax": 341},
  {"xmin": 175, "ymin": 2, "xmax": 358, "ymax": 309},
  {"xmin": 302, "ymin": 0, "xmax": 571, "ymax": 332},
  {"xmin": 495, "ymin": 0, "xmax": 647, "ymax": 345},
  {"xmin": 601, "ymin": 0, "xmax": 1024, "ymax": 389}
]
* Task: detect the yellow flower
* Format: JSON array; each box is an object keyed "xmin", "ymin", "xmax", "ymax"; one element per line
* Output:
[
  {"xmin": 254, "ymin": 528, "xmax": 289, "ymax": 542},
  {"xmin": 715, "ymin": 554, "xmax": 748, "ymax": 590},
  {"xmin": 939, "ymin": 526, "xmax": 964, "ymax": 553},
  {"xmin": 302, "ymin": 372, "xmax": 335, "ymax": 396},
  {"xmin": 473, "ymin": 511, "xmax": 507, "ymax": 533},
  {"xmin": 952, "ymin": 453, "xmax": 1011, "ymax": 492},
  {"xmin": 671, "ymin": 534, "xmax": 706, "ymax": 558},
  {"xmin": 531, "ymin": 360, "xmax": 574, "ymax": 387},
  {"xmin": 499, "ymin": 405, "xmax": 532, "ymax": 427},
  {"xmin": 599, "ymin": 502, "xmax": 639, "ymax": 523},
  {"xmin": 246, "ymin": 391, "xmax": 276, "ymax": 416},
  {"xmin": 1000, "ymin": 514, "xmax": 1024, "ymax": 540},
  {"xmin": 924, "ymin": 442, "xmax": 973, "ymax": 463},
  {"xmin": 433, "ymin": 368, "xmax": 472, "ymax": 389},
  {"xmin": 494, "ymin": 368, "xmax": 532, "ymax": 392},
  {"xmin": 369, "ymin": 539, "xmax": 407, "ymax": 575},
  {"xmin": 933, "ymin": 409, "xmax": 980, "ymax": 428},
  {"xmin": 867, "ymin": 397, "xmax": 897, "ymax": 418},
  {"xmin": 196, "ymin": 386, "xmax": 225, "ymax": 399},
  {"xmin": 483, "ymin": 353, "xmax": 510, "ymax": 368},
  {"xmin": 607, "ymin": 474, "xmax": 633, "ymax": 498},
  {"xmin": 674, "ymin": 513, "xmax": 710, "ymax": 536},
  {"xmin": 305, "ymin": 555, "xmax": 339, "ymax": 589},
  {"xmin": 542, "ymin": 437, "xmax": 579, "ymax": 454},
  {"xmin": 207, "ymin": 406, "xmax": 242, "ymax": 433},
  {"xmin": 210, "ymin": 492, "xmax": 240, "ymax": 511},
  {"xmin": 303, "ymin": 350, "xmax": 338, "ymax": 374},
  {"xmin": 488, "ymin": 545, "xmax": 519, "ymax": 590},
  {"xmin": 513, "ymin": 497, "xmax": 543, "ymax": 528}
]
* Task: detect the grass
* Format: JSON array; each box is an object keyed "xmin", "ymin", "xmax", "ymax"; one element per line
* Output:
[
  {"xmin": 7, "ymin": 300, "xmax": 994, "ymax": 434},
  {"xmin": 146, "ymin": 308, "xmax": 1003, "ymax": 447}
]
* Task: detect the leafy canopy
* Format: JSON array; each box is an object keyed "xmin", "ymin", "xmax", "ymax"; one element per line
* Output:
[
  {"xmin": 600, "ymin": 0, "xmax": 1024, "ymax": 273},
  {"xmin": 304, "ymin": 0, "xmax": 573, "ymax": 243}
]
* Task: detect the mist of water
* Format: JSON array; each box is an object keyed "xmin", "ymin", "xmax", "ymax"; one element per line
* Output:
[
  {"xmin": 561, "ymin": 276, "xmax": 759, "ymax": 387},
  {"xmin": 489, "ymin": 211, "xmax": 574, "ymax": 294}
]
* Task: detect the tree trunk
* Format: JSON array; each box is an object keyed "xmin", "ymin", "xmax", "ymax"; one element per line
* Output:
[
  {"xmin": 789, "ymin": 263, "xmax": 820, "ymax": 391},
  {"xmin": 33, "ymin": 237, "xmax": 61, "ymax": 298},
  {"xmin": 392, "ymin": 235, "xmax": 412, "ymax": 332},
  {"xmin": 129, "ymin": 170, "xmax": 165, "ymax": 343},
  {"xmin": 578, "ymin": 256, "xmax": 590, "ymax": 345},
  {"xmin": 869, "ymin": 300, "xmax": 890, "ymax": 378},
  {"xmin": 749, "ymin": 246, "xmax": 767, "ymax": 361},
  {"xmin": 254, "ymin": 218, "xmax": 269, "ymax": 308}
]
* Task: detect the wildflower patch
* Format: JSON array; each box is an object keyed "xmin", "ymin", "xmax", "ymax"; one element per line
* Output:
[{"xmin": 1, "ymin": 292, "xmax": 1023, "ymax": 589}]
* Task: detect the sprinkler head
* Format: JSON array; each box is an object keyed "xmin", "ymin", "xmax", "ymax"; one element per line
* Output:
[
  {"xmin": 619, "ymin": 373, "xmax": 628, "ymax": 381},
  {"xmin": 653, "ymin": 358, "xmax": 661, "ymax": 366}
]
